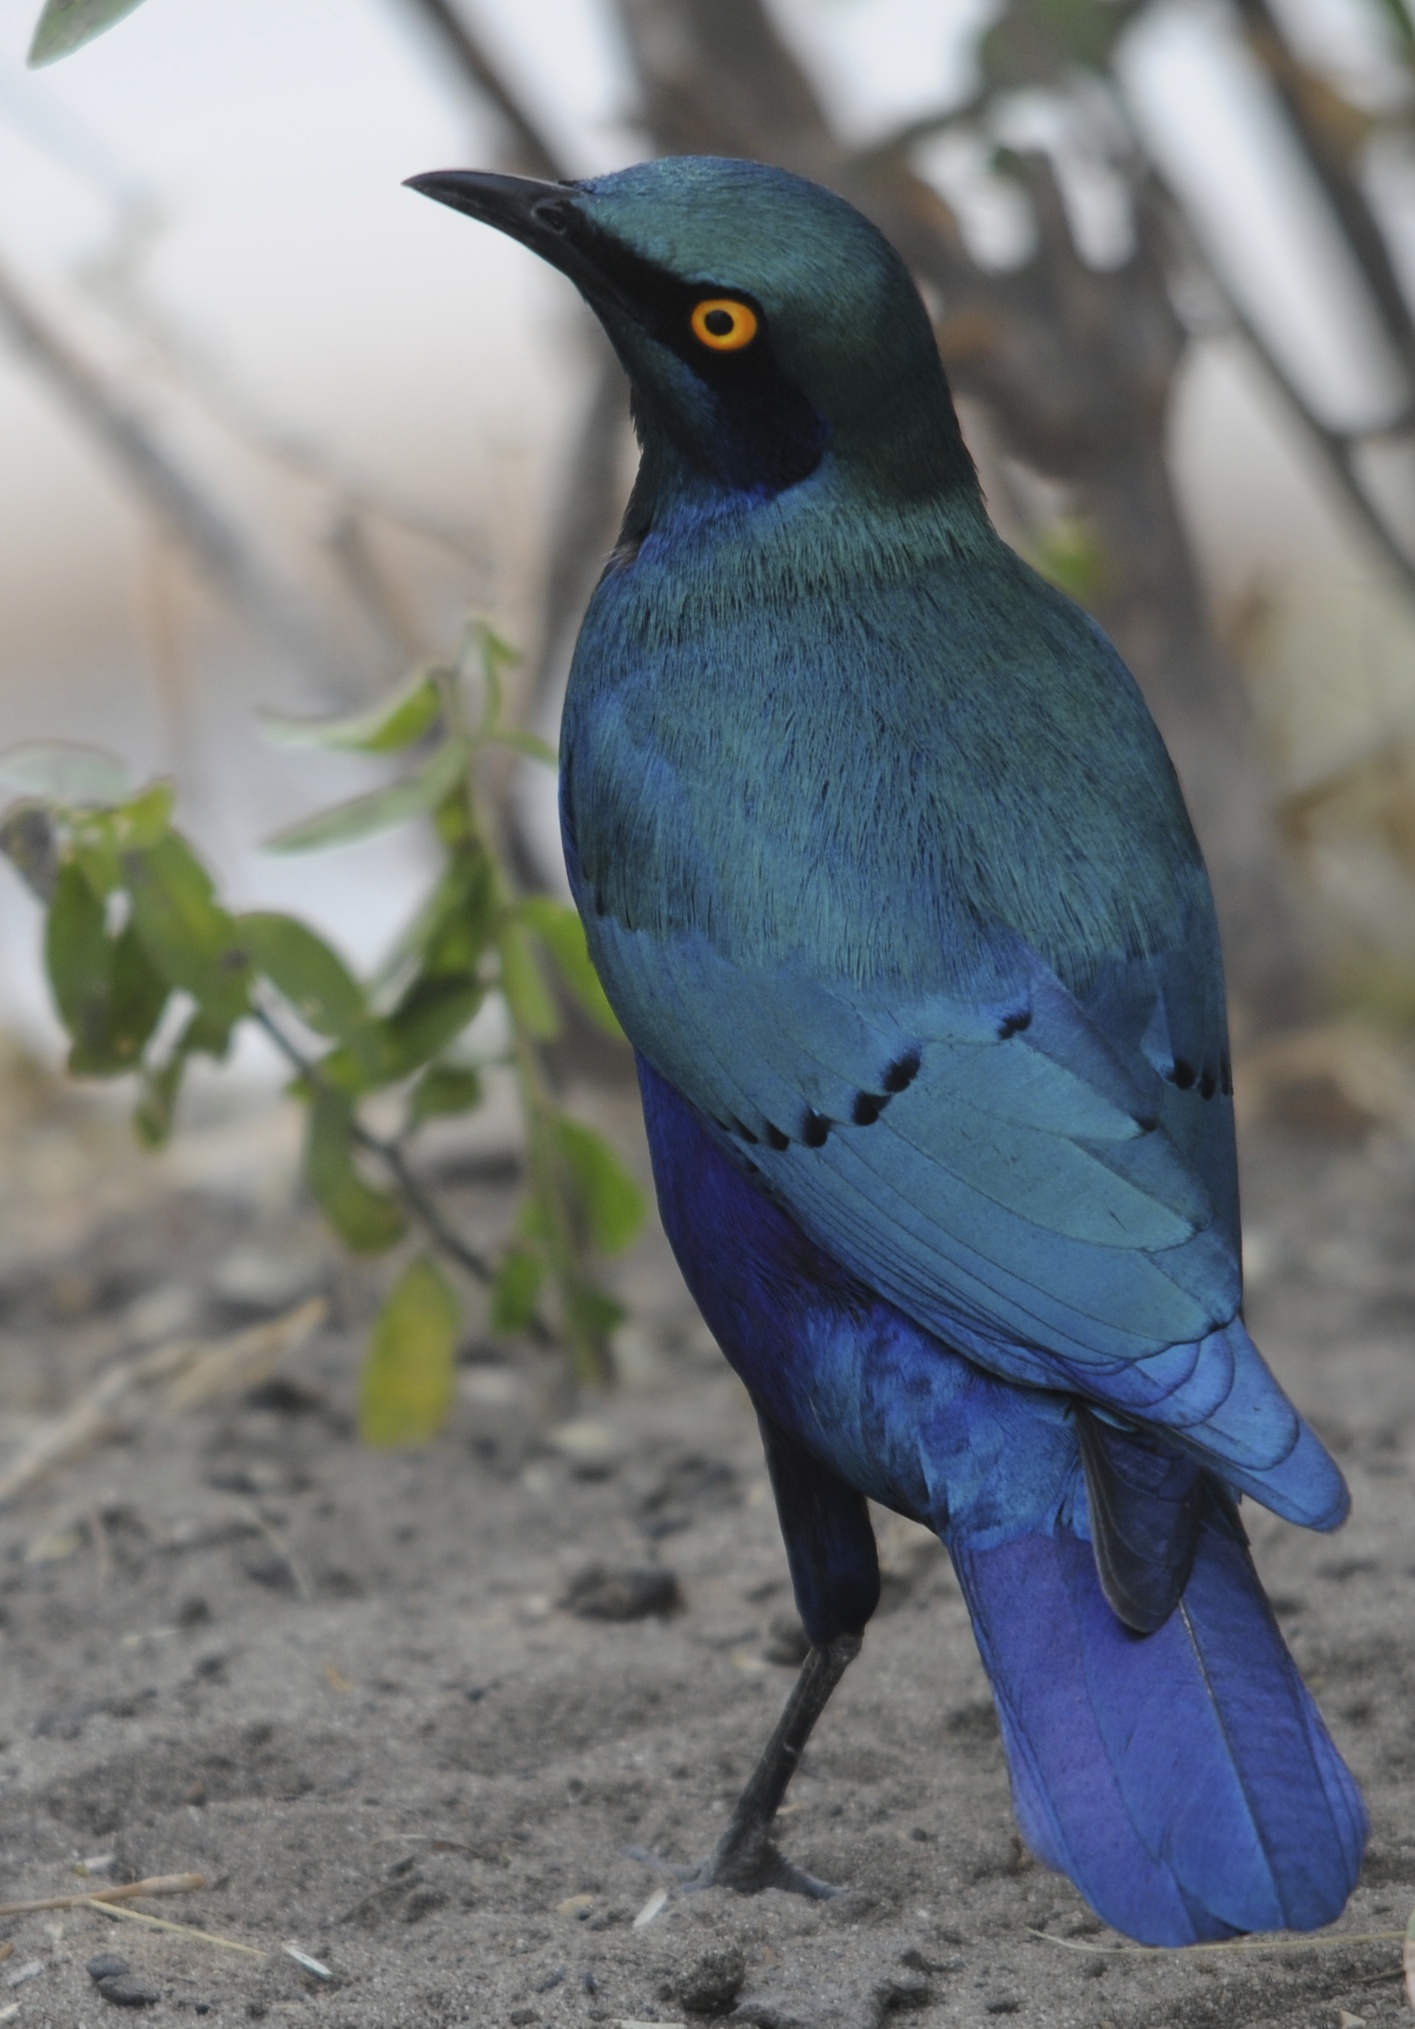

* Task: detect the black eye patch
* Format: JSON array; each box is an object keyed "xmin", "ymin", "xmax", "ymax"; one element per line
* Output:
[{"xmin": 562, "ymin": 209, "xmax": 829, "ymax": 497}]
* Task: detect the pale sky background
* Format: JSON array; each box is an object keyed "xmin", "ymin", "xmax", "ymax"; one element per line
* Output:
[{"xmin": 0, "ymin": 0, "xmax": 1413, "ymax": 1053}]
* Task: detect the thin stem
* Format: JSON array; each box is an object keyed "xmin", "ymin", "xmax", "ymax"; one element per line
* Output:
[
  {"xmin": 502, "ymin": 990, "xmax": 612, "ymax": 1384},
  {"xmin": 1232, "ymin": 0, "xmax": 1415, "ymax": 383},
  {"xmin": 251, "ymin": 1002, "xmax": 554, "ymax": 1349},
  {"xmin": 445, "ymin": 657, "xmax": 615, "ymax": 1386}
]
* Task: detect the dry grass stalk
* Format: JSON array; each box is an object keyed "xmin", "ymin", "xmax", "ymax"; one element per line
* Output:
[
  {"xmin": 0, "ymin": 1872, "xmax": 204, "ymax": 1917},
  {"xmin": 164, "ymin": 1296, "xmax": 326, "ymax": 1412},
  {"xmin": 0, "ymin": 1296, "xmax": 327, "ymax": 1508},
  {"xmin": 86, "ymin": 1899, "xmax": 266, "ymax": 1958}
]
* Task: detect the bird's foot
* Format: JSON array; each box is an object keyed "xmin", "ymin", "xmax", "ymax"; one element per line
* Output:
[
  {"xmin": 627, "ymin": 1825, "xmax": 841, "ymax": 1901},
  {"xmin": 688, "ymin": 1818, "xmax": 841, "ymax": 1900}
]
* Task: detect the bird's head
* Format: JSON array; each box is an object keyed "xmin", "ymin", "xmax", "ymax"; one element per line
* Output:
[{"xmin": 407, "ymin": 155, "xmax": 976, "ymax": 519}]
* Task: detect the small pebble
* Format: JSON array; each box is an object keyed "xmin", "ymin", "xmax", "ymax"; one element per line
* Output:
[
  {"xmin": 509, "ymin": 2011, "xmax": 539, "ymax": 2027},
  {"xmin": 96, "ymin": 1973, "xmax": 160, "ymax": 2008},
  {"xmin": 878, "ymin": 1970, "xmax": 931, "ymax": 2011},
  {"xmin": 561, "ymin": 1563, "xmax": 682, "ymax": 1621},
  {"xmin": 5, "ymin": 1962, "xmax": 42, "ymax": 1989},
  {"xmin": 674, "ymin": 1945, "xmax": 746, "ymax": 2013},
  {"xmin": 87, "ymin": 1954, "xmax": 130, "ymax": 1982}
]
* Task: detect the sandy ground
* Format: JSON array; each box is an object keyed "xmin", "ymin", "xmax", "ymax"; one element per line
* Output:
[{"xmin": 0, "ymin": 1042, "xmax": 1409, "ymax": 2029}]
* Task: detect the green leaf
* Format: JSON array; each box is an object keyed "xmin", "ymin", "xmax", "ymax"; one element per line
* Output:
[
  {"xmin": 490, "ymin": 1246, "xmax": 543, "ymax": 1333},
  {"xmin": 556, "ymin": 1117, "xmax": 646, "ymax": 1255},
  {"xmin": 0, "ymin": 741, "xmax": 128, "ymax": 803},
  {"xmin": 382, "ymin": 974, "xmax": 483, "ymax": 1078},
  {"xmin": 359, "ymin": 1255, "xmax": 460, "ymax": 1447},
  {"xmin": 498, "ymin": 921, "xmax": 558, "ymax": 1040},
  {"xmin": 262, "ymin": 740, "xmax": 468, "ymax": 854},
  {"xmin": 134, "ymin": 1046, "xmax": 187, "ymax": 1149},
  {"xmin": 96, "ymin": 779, "xmax": 176, "ymax": 851},
  {"xmin": 566, "ymin": 1283, "xmax": 626, "ymax": 1343},
  {"xmin": 519, "ymin": 896, "xmax": 624, "ymax": 1039},
  {"xmin": 45, "ymin": 860, "xmax": 112, "ymax": 1057},
  {"xmin": 122, "ymin": 833, "xmax": 249, "ymax": 1030},
  {"xmin": 406, "ymin": 1062, "xmax": 483, "ymax": 1128},
  {"xmin": 237, "ymin": 912, "xmax": 367, "ymax": 1041},
  {"xmin": 461, "ymin": 619, "xmax": 520, "ymax": 732},
  {"xmin": 45, "ymin": 862, "xmax": 167, "ymax": 1076},
  {"xmin": 373, "ymin": 846, "xmax": 496, "ymax": 997},
  {"xmin": 99, "ymin": 925, "xmax": 170, "ymax": 1073},
  {"xmin": 0, "ymin": 803, "xmax": 59, "ymax": 902},
  {"xmin": 28, "ymin": 0, "xmax": 149, "ymax": 64},
  {"xmin": 66, "ymin": 779, "xmax": 176, "ymax": 893},
  {"xmin": 259, "ymin": 669, "xmax": 444, "ymax": 756},
  {"xmin": 424, "ymin": 851, "xmax": 496, "ymax": 978},
  {"xmin": 1372, "ymin": 0, "xmax": 1415, "ymax": 56},
  {"xmin": 303, "ymin": 1086, "xmax": 407, "ymax": 1253},
  {"xmin": 317, "ymin": 971, "xmax": 484, "ymax": 1095},
  {"xmin": 487, "ymin": 728, "xmax": 557, "ymax": 766}
]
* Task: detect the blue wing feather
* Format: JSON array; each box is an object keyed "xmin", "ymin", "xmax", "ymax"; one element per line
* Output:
[{"xmin": 587, "ymin": 912, "xmax": 1345, "ymax": 1526}]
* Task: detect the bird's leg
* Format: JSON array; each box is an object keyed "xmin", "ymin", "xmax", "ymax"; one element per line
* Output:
[
  {"xmin": 623, "ymin": 1406, "xmax": 878, "ymax": 1896},
  {"xmin": 691, "ymin": 1629, "xmax": 862, "ymax": 1897}
]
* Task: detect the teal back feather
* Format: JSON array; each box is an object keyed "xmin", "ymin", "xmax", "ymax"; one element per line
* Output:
[{"xmin": 566, "ymin": 490, "xmax": 1214, "ymax": 1007}]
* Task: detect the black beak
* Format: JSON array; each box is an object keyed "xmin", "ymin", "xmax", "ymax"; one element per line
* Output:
[{"xmin": 405, "ymin": 169, "xmax": 589, "ymax": 275}]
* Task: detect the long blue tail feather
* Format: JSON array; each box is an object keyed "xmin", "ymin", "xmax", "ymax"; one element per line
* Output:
[{"xmin": 953, "ymin": 1513, "xmax": 1367, "ymax": 1944}]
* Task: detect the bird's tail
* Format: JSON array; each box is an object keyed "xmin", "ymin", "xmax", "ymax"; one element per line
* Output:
[{"xmin": 950, "ymin": 1504, "xmax": 1367, "ymax": 1946}]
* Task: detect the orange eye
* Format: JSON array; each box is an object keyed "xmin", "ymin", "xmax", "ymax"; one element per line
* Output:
[{"xmin": 690, "ymin": 298, "xmax": 759, "ymax": 351}]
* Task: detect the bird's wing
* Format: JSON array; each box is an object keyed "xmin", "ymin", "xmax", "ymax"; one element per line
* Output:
[
  {"xmin": 597, "ymin": 916, "xmax": 1227, "ymax": 1362},
  {"xmin": 590, "ymin": 913, "xmax": 1341, "ymax": 1523}
]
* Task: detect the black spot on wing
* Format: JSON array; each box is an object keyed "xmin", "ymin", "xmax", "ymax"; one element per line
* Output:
[
  {"xmin": 852, "ymin": 1091, "xmax": 888, "ymax": 1127},
  {"xmin": 763, "ymin": 1121, "xmax": 790, "ymax": 1152},
  {"xmin": 801, "ymin": 1109, "xmax": 831, "ymax": 1147},
  {"xmin": 997, "ymin": 1008, "xmax": 1032, "ymax": 1040},
  {"xmin": 883, "ymin": 1049, "xmax": 921, "ymax": 1093},
  {"xmin": 1167, "ymin": 1056, "xmax": 1227, "ymax": 1100},
  {"xmin": 731, "ymin": 1117, "xmax": 759, "ymax": 1146}
]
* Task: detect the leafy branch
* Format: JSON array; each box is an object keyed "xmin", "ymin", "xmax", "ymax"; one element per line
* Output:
[{"xmin": 0, "ymin": 624, "xmax": 645, "ymax": 1439}]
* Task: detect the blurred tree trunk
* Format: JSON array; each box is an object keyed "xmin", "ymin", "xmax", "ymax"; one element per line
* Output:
[{"xmin": 613, "ymin": 0, "xmax": 1312, "ymax": 1030}]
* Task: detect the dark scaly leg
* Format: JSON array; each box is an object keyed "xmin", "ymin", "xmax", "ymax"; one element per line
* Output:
[
  {"xmin": 688, "ymin": 1411, "xmax": 880, "ymax": 1895},
  {"xmin": 693, "ymin": 1629, "xmax": 863, "ymax": 1894}
]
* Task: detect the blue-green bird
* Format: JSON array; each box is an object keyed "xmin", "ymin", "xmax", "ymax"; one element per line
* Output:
[{"xmin": 408, "ymin": 156, "xmax": 1365, "ymax": 1945}]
